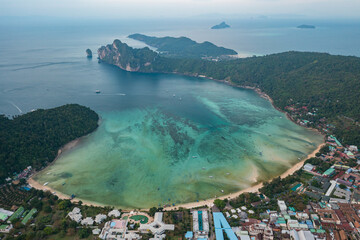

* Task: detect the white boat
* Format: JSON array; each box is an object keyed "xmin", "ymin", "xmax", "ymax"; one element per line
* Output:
[
  {"xmin": 221, "ymin": 189, "xmax": 224, "ymax": 193},
  {"xmin": 209, "ymin": 176, "xmax": 213, "ymax": 178},
  {"xmin": 44, "ymin": 182, "xmax": 49, "ymax": 186},
  {"xmin": 192, "ymin": 156, "xmax": 197, "ymax": 158},
  {"xmin": 95, "ymin": 90, "xmax": 101, "ymax": 94},
  {"xmin": 173, "ymin": 94, "xmax": 176, "ymax": 97}
]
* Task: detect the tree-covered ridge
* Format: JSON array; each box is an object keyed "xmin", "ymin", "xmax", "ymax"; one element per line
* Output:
[
  {"xmin": 98, "ymin": 39, "xmax": 158, "ymax": 71},
  {"xmin": 128, "ymin": 33, "xmax": 237, "ymax": 58},
  {"xmin": 0, "ymin": 104, "xmax": 99, "ymax": 183},
  {"xmin": 98, "ymin": 40, "xmax": 360, "ymax": 146}
]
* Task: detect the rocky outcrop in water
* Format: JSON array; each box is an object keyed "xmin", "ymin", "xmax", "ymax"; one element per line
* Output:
[{"xmin": 86, "ymin": 49, "xmax": 92, "ymax": 58}]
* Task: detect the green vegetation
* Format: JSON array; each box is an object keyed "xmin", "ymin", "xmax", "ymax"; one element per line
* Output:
[
  {"xmin": 305, "ymin": 157, "xmax": 333, "ymax": 173},
  {"xmin": 214, "ymin": 199, "xmax": 226, "ymax": 210},
  {"xmin": 260, "ymin": 173, "xmax": 301, "ymax": 198},
  {"xmin": 230, "ymin": 193, "xmax": 261, "ymax": 208},
  {"xmin": 128, "ymin": 34, "xmax": 237, "ymax": 58},
  {"xmin": 99, "ymin": 40, "xmax": 360, "ymax": 146},
  {"xmin": 163, "ymin": 209, "xmax": 192, "ymax": 238},
  {"xmin": 0, "ymin": 104, "xmax": 99, "ymax": 183}
]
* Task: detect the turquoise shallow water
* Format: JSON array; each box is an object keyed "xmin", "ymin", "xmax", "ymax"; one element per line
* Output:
[{"xmin": 34, "ymin": 78, "xmax": 323, "ymax": 208}]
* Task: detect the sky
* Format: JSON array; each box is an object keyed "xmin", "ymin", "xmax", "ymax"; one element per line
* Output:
[{"xmin": 0, "ymin": 0, "xmax": 359, "ymax": 19}]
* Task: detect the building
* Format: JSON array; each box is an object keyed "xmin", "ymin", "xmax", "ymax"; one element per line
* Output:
[
  {"xmin": 304, "ymin": 163, "xmax": 315, "ymax": 172},
  {"xmin": 277, "ymin": 200, "xmax": 287, "ymax": 212},
  {"xmin": 0, "ymin": 224, "xmax": 13, "ymax": 233},
  {"xmin": 213, "ymin": 212, "xmax": 237, "ymax": 240},
  {"xmin": 315, "ymin": 209, "xmax": 341, "ymax": 224},
  {"xmin": 323, "ymin": 168, "xmax": 336, "ymax": 177},
  {"xmin": 191, "ymin": 209, "xmax": 209, "ymax": 239},
  {"xmin": 95, "ymin": 214, "xmax": 107, "ymax": 224},
  {"xmin": 108, "ymin": 209, "xmax": 121, "ymax": 218},
  {"xmin": 81, "ymin": 217, "xmax": 94, "ymax": 226},
  {"xmin": 100, "ymin": 219, "xmax": 140, "ymax": 240},
  {"xmin": 138, "ymin": 212, "xmax": 174, "ymax": 239},
  {"xmin": 68, "ymin": 207, "xmax": 82, "ymax": 223},
  {"xmin": 333, "ymin": 188, "xmax": 351, "ymax": 201}
]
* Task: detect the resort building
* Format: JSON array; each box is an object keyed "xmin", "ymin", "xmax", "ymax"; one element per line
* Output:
[
  {"xmin": 191, "ymin": 209, "xmax": 209, "ymax": 239},
  {"xmin": 0, "ymin": 208, "xmax": 13, "ymax": 222},
  {"xmin": 138, "ymin": 212, "xmax": 174, "ymax": 239},
  {"xmin": 277, "ymin": 200, "xmax": 287, "ymax": 212},
  {"xmin": 108, "ymin": 209, "xmax": 121, "ymax": 218},
  {"xmin": 95, "ymin": 214, "xmax": 107, "ymax": 224},
  {"xmin": 68, "ymin": 207, "xmax": 82, "ymax": 223},
  {"xmin": 81, "ymin": 217, "xmax": 94, "ymax": 226},
  {"xmin": 100, "ymin": 219, "xmax": 141, "ymax": 240},
  {"xmin": 213, "ymin": 212, "xmax": 238, "ymax": 240}
]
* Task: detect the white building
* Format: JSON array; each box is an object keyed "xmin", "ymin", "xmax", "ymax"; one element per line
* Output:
[
  {"xmin": 95, "ymin": 214, "xmax": 107, "ymax": 224},
  {"xmin": 303, "ymin": 163, "xmax": 315, "ymax": 172},
  {"xmin": 68, "ymin": 207, "xmax": 82, "ymax": 223},
  {"xmin": 108, "ymin": 209, "xmax": 121, "ymax": 218},
  {"xmin": 139, "ymin": 212, "xmax": 174, "ymax": 238},
  {"xmin": 81, "ymin": 217, "xmax": 94, "ymax": 226},
  {"xmin": 277, "ymin": 200, "xmax": 287, "ymax": 212}
]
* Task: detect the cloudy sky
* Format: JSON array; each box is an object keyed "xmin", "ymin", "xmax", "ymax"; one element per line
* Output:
[{"xmin": 0, "ymin": 0, "xmax": 359, "ymax": 19}]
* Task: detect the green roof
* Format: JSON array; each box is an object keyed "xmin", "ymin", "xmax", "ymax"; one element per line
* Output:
[
  {"xmin": 0, "ymin": 225, "xmax": 9, "ymax": 230},
  {"xmin": 7, "ymin": 206, "xmax": 24, "ymax": 222},
  {"xmin": 21, "ymin": 208, "xmax": 37, "ymax": 225},
  {"xmin": 0, "ymin": 213, "xmax": 8, "ymax": 221},
  {"xmin": 317, "ymin": 229, "xmax": 326, "ymax": 233},
  {"xmin": 323, "ymin": 168, "xmax": 335, "ymax": 176}
]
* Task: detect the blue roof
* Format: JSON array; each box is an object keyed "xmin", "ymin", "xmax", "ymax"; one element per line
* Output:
[
  {"xmin": 185, "ymin": 232, "xmax": 193, "ymax": 238},
  {"xmin": 213, "ymin": 212, "xmax": 238, "ymax": 240}
]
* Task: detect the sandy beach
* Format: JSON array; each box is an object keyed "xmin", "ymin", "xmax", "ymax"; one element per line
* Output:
[{"xmin": 163, "ymin": 142, "xmax": 325, "ymax": 211}]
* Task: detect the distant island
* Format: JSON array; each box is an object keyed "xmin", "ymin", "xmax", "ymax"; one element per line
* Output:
[
  {"xmin": 98, "ymin": 38, "xmax": 360, "ymax": 147},
  {"xmin": 297, "ymin": 24, "xmax": 316, "ymax": 29},
  {"xmin": 86, "ymin": 48, "xmax": 92, "ymax": 58},
  {"xmin": 128, "ymin": 33, "xmax": 237, "ymax": 59},
  {"xmin": 211, "ymin": 21, "xmax": 230, "ymax": 29}
]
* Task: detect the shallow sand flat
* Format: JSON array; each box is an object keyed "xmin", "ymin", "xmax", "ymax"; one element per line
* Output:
[{"xmin": 33, "ymin": 79, "xmax": 324, "ymax": 209}]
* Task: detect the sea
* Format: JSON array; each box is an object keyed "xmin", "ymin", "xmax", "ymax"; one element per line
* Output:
[{"xmin": 1, "ymin": 17, "xmax": 357, "ymax": 208}]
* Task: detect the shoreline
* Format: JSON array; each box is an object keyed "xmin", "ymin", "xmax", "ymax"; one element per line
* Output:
[
  {"xmin": 27, "ymin": 70, "xmax": 326, "ymax": 211},
  {"xmin": 163, "ymin": 141, "xmax": 325, "ymax": 211}
]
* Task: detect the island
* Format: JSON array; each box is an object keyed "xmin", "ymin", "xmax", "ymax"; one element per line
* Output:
[
  {"xmin": 211, "ymin": 21, "xmax": 230, "ymax": 29},
  {"xmin": 0, "ymin": 104, "xmax": 99, "ymax": 184},
  {"xmin": 98, "ymin": 38, "xmax": 360, "ymax": 148},
  {"xmin": 85, "ymin": 48, "xmax": 92, "ymax": 58},
  {"xmin": 297, "ymin": 24, "xmax": 316, "ymax": 29},
  {"xmin": 128, "ymin": 33, "xmax": 237, "ymax": 59}
]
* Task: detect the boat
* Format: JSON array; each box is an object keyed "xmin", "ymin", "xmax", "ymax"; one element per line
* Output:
[
  {"xmin": 173, "ymin": 94, "xmax": 176, "ymax": 97},
  {"xmin": 43, "ymin": 182, "xmax": 49, "ymax": 186},
  {"xmin": 226, "ymin": 172, "xmax": 230, "ymax": 175},
  {"xmin": 95, "ymin": 90, "xmax": 101, "ymax": 94},
  {"xmin": 202, "ymin": 167, "xmax": 206, "ymax": 170},
  {"xmin": 179, "ymin": 97, "xmax": 182, "ymax": 101},
  {"xmin": 192, "ymin": 156, "xmax": 197, "ymax": 158},
  {"xmin": 221, "ymin": 190, "xmax": 224, "ymax": 193},
  {"xmin": 209, "ymin": 176, "xmax": 213, "ymax": 178}
]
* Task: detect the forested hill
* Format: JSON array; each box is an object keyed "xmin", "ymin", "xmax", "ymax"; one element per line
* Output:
[
  {"xmin": 128, "ymin": 33, "xmax": 237, "ymax": 58},
  {"xmin": 0, "ymin": 104, "xmax": 99, "ymax": 183},
  {"xmin": 98, "ymin": 40, "xmax": 360, "ymax": 146}
]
